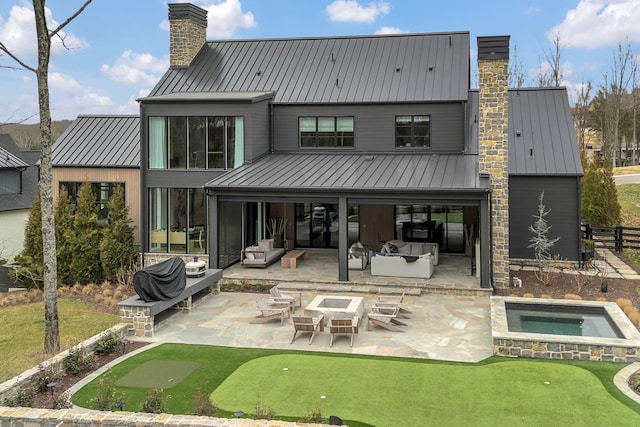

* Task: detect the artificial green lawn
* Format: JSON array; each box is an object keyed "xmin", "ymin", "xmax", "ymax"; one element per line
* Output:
[{"xmin": 73, "ymin": 344, "xmax": 640, "ymax": 426}]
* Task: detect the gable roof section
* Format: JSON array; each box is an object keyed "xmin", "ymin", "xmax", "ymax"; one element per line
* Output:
[
  {"xmin": 205, "ymin": 153, "xmax": 484, "ymax": 196},
  {"xmin": 468, "ymin": 87, "xmax": 582, "ymax": 176},
  {"xmin": 149, "ymin": 32, "xmax": 470, "ymax": 104},
  {"xmin": 52, "ymin": 115, "xmax": 140, "ymax": 167},
  {"xmin": 0, "ymin": 146, "xmax": 29, "ymax": 169},
  {"xmin": 0, "ymin": 134, "xmax": 40, "ymax": 212}
]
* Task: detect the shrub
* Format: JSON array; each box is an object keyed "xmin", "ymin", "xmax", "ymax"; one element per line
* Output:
[
  {"xmin": 2, "ymin": 386, "xmax": 34, "ymax": 407},
  {"xmin": 253, "ymin": 393, "xmax": 275, "ymax": 420},
  {"xmin": 617, "ymin": 298, "xmax": 633, "ymax": 311},
  {"xmin": 564, "ymin": 293, "xmax": 582, "ymax": 300},
  {"xmin": 192, "ymin": 385, "xmax": 217, "ymax": 416},
  {"xmin": 95, "ymin": 332, "xmax": 119, "ymax": 355},
  {"xmin": 140, "ymin": 388, "xmax": 167, "ymax": 414},
  {"xmin": 89, "ymin": 369, "xmax": 120, "ymax": 411},
  {"xmin": 54, "ymin": 390, "xmax": 73, "ymax": 409},
  {"xmin": 300, "ymin": 405, "xmax": 324, "ymax": 423},
  {"xmin": 63, "ymin": 345, "xmax": 96, "ymax": 375},
  {"xmin": 32, "ymin": 363, "xmax": 59, "ymax": 393}
]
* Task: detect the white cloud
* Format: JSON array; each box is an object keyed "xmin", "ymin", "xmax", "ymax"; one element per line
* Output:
[
  {"xmin": 326, "ymin": 0, "xmax": 390, "ymax": 24},
  {"xmin": 549, "ymin": 0, "xmax": 640, "ymax": 48},
  {"xmin": 375, "ymin": 26, "xmax": 406, "ymax": 35},
  {"xmin": 101, "ymin": 50, "xmax": 168, "ymax": 86},
  {"xmin": 0, "ymin": 3, "xmax": 89, "ymax": 61},
  {"xmin": 161, "ymin": 0, "xmax": 256, "ymax": 38},
  {"xmin": 524, "ymin": 6, "xmax": 541, "ymax": 15}
]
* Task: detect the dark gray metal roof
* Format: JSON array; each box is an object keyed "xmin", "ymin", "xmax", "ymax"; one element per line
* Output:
[
  {"xmin": 205, "ymin": 153, "xmax": 484, "ymax": 195},
  {"xmin": 52, "ymin": 115, "xmax": 140, "ymax": 167},
  {"xmin": 138, "ymin": 91, "xmax": 274, "ymax": 103},
  {"xmin": 0, "ymin": 146, "xmax": 29, "ymax": 169},
  {"xmin": 467, "ymin": 88, "xmax": 582, "ymax": 176},
  {"xmin": 148, "ymin": 32, "xmax": 471, "ymax": 104},
  {"xmin": 507, "ymin": 88, "xmax": 582, "ymax": 176},
  {"xmin": 0, "ymin": 134, "xmax": 40, "ymax": 212}
]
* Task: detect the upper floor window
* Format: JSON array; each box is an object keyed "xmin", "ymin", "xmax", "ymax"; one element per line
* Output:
[
  {"xmin": 396, "ymin": 115, "xmax": 430, "ymax": 148},
  {"xmin": 299, "ymin": 117, "xmax": 354, "ymax": 148},
  {"xmin": 149, "ymin": 116, "xmax": 244, "ymax": 170}
]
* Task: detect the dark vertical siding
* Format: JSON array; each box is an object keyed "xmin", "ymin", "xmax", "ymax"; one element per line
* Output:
[
  {"xmin": 273, "ymin": 103, "xmax": 464, "ymax": 153},
  {"xmin": 509, "ymin": 176, "xmax": 580, "ymax": 260}
]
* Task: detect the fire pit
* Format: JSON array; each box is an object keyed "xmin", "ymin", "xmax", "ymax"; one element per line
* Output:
[{"xmin": 304, "ymin": 295, "xmax": 364, "ymax": 322}]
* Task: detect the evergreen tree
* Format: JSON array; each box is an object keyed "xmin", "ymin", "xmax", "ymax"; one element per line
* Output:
[
  {"xmin": 13, "ymin": 188, "xmax": 44, "ymax": 288},
  {"xmin": 100, "ymin": 185, "xmax": 138, "ymax": 280},
  {"xmin": 528, "ymin": 191, "xmax": 560, "ymax": 270},
  {"xmin": 581, "ymin": 156, "xmax": 621, "ymax": 226},
  {"xmin": 70, "ymin": 183, "xmax": 104, "ymax": 283},
  {"xmin": 55, "ymin": 187, "xmax": 75, "ymax": 285}
]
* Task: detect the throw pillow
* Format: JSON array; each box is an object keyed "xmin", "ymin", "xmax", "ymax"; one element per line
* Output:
[
  {"xmin": 387, "ymin": 242, "xmax": 399, "ymax": 254},
  {"xmin": 258, "ymin": 240, "xmax": 271, "ymax": 252}
]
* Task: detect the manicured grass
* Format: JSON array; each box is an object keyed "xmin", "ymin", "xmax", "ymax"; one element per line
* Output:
[
  {"xmin": 0, "ymin": 299, "xmax": 118, "ymax": 382},
  {"xmin": 73, "ymin": 344, "xmax": 640, "ymax": 426},
  {"xmin": 614, "ymin": 165, "xmax": 640, "ymax": 176}
]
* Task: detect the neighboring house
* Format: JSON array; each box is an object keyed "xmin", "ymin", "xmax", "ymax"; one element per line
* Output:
[
  {"xmin": 52, "ymin": 115, "xmax": 141, "ymax": 243},
  {"xmin": 138, "ymin": 3, "xmax": 582, "ymax": 289},
  {"xmin": 0, "ymin": 134, "xmax": 40, "ymax": 260}
]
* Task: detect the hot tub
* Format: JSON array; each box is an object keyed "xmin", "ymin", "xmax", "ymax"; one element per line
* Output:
[{"xmin": 492, "ymin": 296, "xmax": 640, "ymax": 362}]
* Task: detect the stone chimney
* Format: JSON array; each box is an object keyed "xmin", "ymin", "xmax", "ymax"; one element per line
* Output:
[
  {"xmin": 477, "ymin": 35, "xmax": 510, "ymax": 289},
  {"xmin": 168, "ymin": 3, "xmax": 207, "ymax": 68}
]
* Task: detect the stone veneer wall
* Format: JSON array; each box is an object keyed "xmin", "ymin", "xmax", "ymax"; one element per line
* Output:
[
  {"xmin": 494, "ymin": 339, "xmax": 640, "ymax": 363},
  {"xmin": 478, "ymin": 53, "xmax": 510, "ymax": 289},
  {"xmin": 169, "ymin": 10, "xmax": 206, "ymax": 67}
]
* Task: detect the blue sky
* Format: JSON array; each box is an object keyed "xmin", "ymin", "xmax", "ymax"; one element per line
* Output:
[{"xmin": 1, "ymin": 0, "xmax": 640, "ymax": 124}]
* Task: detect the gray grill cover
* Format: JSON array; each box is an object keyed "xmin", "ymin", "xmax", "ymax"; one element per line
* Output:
[{"xmin": 133, "ymin": 257, "xmax": 187, "ymax": 302}]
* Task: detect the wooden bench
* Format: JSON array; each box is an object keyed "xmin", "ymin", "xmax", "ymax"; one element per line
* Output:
[
  {"xmin": 281, "ymin": 249, "xmax": 307, "ymax": 269},
  {"xmin": 118, "ymin": 269, "xmax": 223, "ymax": 337}
]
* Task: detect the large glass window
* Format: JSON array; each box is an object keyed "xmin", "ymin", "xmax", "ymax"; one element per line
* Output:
[
  {"xmin": 149, "ymin": 187, "xmax": 207, "ymax": 254},
  {"xmin": 395, "ymin": 115, "xmax": 430, "ymax": 148},
  {"xmin": 299, "ymin": 117, "xmax": 354, "ymax": 147},
  {"xmin": 60, "ymin": 182, "xmax": 124, "ymax": 221},
  {"xmin": 148, "ymin": 116, "xmax": 244, "ymax": 170}
]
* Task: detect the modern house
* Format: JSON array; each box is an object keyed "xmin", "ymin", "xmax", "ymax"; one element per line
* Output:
[
  {"xmin": 0, "ymin": 134, "xmax": 40, "ymax": 260},
  {"xmin": 139, "ymin": 3, "xmax": 582, "ymax": 289},
  {"xmin": 52, "ymin": 115, "xmax": 142, "ymax": 243}
]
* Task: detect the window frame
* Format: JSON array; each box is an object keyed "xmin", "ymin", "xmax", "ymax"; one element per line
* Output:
[
  {"xmin": 298, "ymin": 116, "xmax": 354, "ymax": 148},
  {"xmin": 395, "ymin": 115, "xmax": 431, "ymax": 148}
]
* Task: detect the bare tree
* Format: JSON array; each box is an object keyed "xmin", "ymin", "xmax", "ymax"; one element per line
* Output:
[
  {"xmin": 0, "ymin": 0, "xmax": 92, "ymax": 354},
  {"xmin": 509, "ymin": 44, "xmax": 527, "ymax": 88},
  {"xmin": 573, "ymin": 80, "xmax": 592, "ymax": 159},
  {"xmin": 537, "ymin": 32, "xmax": 564, "ymax": 87}
]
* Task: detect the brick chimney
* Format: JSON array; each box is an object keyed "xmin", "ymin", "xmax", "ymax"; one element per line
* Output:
[
  {"xmin": 477, "ymin": 35, "xmax": 510, "ymax": 289},
  {"xmin": 168, "ymin": 3, "xmax": 207, "ymax": 68}
]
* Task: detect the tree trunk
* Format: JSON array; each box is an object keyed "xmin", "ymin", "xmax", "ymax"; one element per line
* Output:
[{"xmin": 33, "ymin": 0, "xmax": 60, "ymax": 355}]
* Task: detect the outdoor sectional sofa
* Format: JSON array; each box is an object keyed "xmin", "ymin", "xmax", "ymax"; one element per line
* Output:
[{"xmin": 370, "ymin": 253, "xmax": 434, "ymax": 278}]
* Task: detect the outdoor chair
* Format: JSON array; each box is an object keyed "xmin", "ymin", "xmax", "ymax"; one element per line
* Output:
[
  {"xmin": 367, "ymin": 306, "xmax": 408, "ymax": 332},
  {"xmin": 290, "ymin": 315, "xmax": 324, "ymax": 344},
  {"xmin": 375, "ymin": 293, "xmax": 411, "ymax": 316},
  {"xmin": 269, "ymin": 286, "xmax": 302, "ymax": 311},
  {"xmin": 328, "ymin": 316, "xmax": 359, "ymax": 347},
  {"xmin": 253, "ymin": 297, "xmax": 290, "ymax": 326}
]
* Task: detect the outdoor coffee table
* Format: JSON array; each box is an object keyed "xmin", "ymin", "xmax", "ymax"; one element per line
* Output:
[{"xmin": 304, "ymin": 295, "xmax": 364, "ymax": 324}]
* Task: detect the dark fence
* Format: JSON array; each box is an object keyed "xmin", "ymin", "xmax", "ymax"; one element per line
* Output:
[{"xmin": 582, "ymin": 224, "xmax": 640, "ymax": 252}]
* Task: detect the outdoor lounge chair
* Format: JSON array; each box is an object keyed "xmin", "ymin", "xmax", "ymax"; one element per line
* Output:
[
  {"xmin": 270, "ymin": 286, "xmax": 302, "ymax": 311},
  {"xmin": 328, "ymin": 316, "xmax": 359, "ymax": 347},
  {"xmin": 290, "ymin": 315, "xmax": 324, "ymax": 344},
  {"xmin": 252, "ymin": 297, "xmax": 290, "ymax": 325},
  {"xmin": 372, "ymin": 302, "xmax": 411, "ymax": 318},
  {"xmin": 375, "ymin": 293, "xmax": 412, "ymax": 316},
  {"xmin": 367, "ymin": 306, "xmax": 408, "ymax": 332}
]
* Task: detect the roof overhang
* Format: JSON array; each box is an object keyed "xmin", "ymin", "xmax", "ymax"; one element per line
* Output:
[{"xmin": 138, "ymin": 91, "xmax": 275, "ymax": 104}]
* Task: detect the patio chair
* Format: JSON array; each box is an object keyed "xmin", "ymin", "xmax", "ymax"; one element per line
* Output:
[
  {"xmin": 375, "ymin": 293, "xmax": 412, "ymax": 315},
  {"xmin": 252, "ymin": 297, "xmax": 290, "ymax": 325},
  {"xmin": 367, "ymin": 306, "xmax": 408, "ymax": 332},
  {"xmin": 290, "ymin": 315, "xmax": 324, "ymax": 344},
  {"xmin": 328, "ymin": 316, "xmax": 359, "ymax": 347},
  {"xmin": 269, "ymin": 286, "xmax": 302, "ymax": 311},
  {"xmin": 372, "ymin": 302, "xmax": 411, "ymax": 318}
]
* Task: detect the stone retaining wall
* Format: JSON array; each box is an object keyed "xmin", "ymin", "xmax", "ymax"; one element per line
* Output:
[
  {"xmin": 494, "ymin": 338, "xmax": 640, "ymax": 363},
  {"xmin": 0, "ymin": 407, "xmax": 330, "ymax": 426}
]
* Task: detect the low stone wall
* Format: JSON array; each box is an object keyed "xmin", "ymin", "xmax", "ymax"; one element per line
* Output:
[
  {"xmin": 0, "ymin": 324, "xmax": 128, "ymax": 402},
  {"xmin": 0, "ymin": 407, "xmax": 330, "ymax": 426},
  {"xmin": 494, "ymin": 339, "xmax": 640, "ymax": 363}
]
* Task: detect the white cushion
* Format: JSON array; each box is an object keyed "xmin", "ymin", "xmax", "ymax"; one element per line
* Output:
[{"xmin": 258, "ymin": 240, "xmax": 271, "ymax": 252}]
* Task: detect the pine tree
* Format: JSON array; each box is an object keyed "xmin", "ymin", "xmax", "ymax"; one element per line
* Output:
[
  {"xmin": 581, "ymin": 156, "xmax": 621, "ymax": 226},
  {"xmin": 100, "ymin": 185, "xmax": 138, "ymax": 280},
  {"xmin": 13, "ymin": 188, "xmax": 44, "ymax": 288},
  {"xmin": 69, "ymin": 183, "xmax": 104, "ymax": 283},
  {"xmin": 55, "ymin": 187, "xmax": 75, "ymax": 285},
  {"xmin": 528, "ymin": 191, "xmax": 560, "ymax": 270}
]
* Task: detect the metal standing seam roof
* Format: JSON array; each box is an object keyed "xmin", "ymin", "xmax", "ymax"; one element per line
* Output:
[
  {"xmin": 205, "ymin": 153, "xmax": 484, "ymax": 194},
  {"xmin": 507, "ymin": 88, "xmax": 582, "ymax": 176},
  {"xmin": 52, "ymin": 115, "xmax": 140, "ymax": 167},
  {"xmin": 148, "ymin": 32, "xmax": 471, "ymax": 104},
  {"xmin": 0, "ymin": 134, "xmax": 40, "ymax": 212},
  {"xmin": 0, "ymin": 147, "xmax": 29, "ymax": 169}
]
